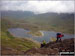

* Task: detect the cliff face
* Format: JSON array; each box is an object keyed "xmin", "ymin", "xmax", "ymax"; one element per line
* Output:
[{"xmin": 24, "ymin": 38, "xmax": 74, "ymax": 55}]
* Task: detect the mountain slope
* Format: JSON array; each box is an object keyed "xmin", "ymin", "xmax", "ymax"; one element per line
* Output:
[
  {"xmin": 1, "ymin": 11, "xmax": 74, "ymax": 34},
  {"xmin": 1, "ymin": 17, "xmax": 40, "ymax": 55},
  {"xmin": 24, "ymin": 38, "xmax": 74, "ymax": 55},
  {"xmin": 1, "ymin": 11, "xmax": 35, "ymax": 19}
]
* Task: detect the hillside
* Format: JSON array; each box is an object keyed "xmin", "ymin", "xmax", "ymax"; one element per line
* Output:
[
  {"xmin": 24, "ymin": 38, "xmax": 74, "ymax": 55},
  {"xmin": 1, "ymin": 38, "xmax": 74, "ymax": 55},
  {"xmin": 1, "ymin": 17, "xmax": 40, "ymax": 55},
  {"xmin": 1, "ymin": 11, "xmax": 34, "ymax": 19},
  {"xmin": 26, "ymin": 13, "xmax": 74, "ymax": 34},
  {"xmin": 1, "ymin": 31, "xmax": 40, "ymax": 55},
  {"xmin": 1, "ymin": 11, "xmax": 74, "ymax": 34}
]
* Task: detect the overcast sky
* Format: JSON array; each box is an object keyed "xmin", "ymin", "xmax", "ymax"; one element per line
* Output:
[{"xmin": 0, "ymin": 0, "xmax": 74, "ymax": 14}]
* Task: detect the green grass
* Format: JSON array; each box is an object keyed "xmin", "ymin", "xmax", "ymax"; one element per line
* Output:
[
  {"xmin": 1, "ymin": 18, "xmax": 40, "ymax": 52},
  {"xmin": 1, "ymin": 31, "xmax": 40, "ymax": 51},
  {"xmin": 27, "ymin": 31, "xmax": 43, "ymax": 37}
]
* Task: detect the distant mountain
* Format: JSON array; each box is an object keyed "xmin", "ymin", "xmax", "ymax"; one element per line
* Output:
[
  {"xmin": 1, "ymin": 11, "xmax": 74, "ymax": 26},
  {"xmin": 26, "ymin": 12, "xmax": 74, "ymax": 25},
  {"xmin": 1, "ymin": 11, "xmax": 35, "ymax": 19},
  {"xmin": 1, "ymin": 11, "xmax": 74, "ymax": 21},
  {"xmin": 1, "ymin": 11, "xmax": 74, "ymax": 33}
]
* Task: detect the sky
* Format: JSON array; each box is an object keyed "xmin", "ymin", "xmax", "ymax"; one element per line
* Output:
[{"xmin": 0, "ymin": 0, "xmax": 74, "ymax": 14}]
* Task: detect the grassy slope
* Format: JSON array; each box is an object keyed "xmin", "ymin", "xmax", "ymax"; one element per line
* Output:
[
  {"xmin": 2, "ymin": 12, "xmax": 74, "ymax": 34},
  {"xmin": 1, "ymin": 19, "xmax": 40, "ymax": 54},
  {"xmin": 1, "ymin": 31, "xmax": 40, "ymax": 51},
  {"xmin": 26, "ymin": 13, "xmax": 74, "ymax": 34},
  {"xmin": 2, "ymin": 14, "xmax": 74, "ymax": 34}
]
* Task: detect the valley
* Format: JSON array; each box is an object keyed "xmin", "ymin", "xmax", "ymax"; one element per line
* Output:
[
  {"xmin": 1, "ymin": 11, "xmax": 74, "ymax": 55},
  {"xmin": 1, "ymin": 11, "xmax": 74, "ymax": 34}
]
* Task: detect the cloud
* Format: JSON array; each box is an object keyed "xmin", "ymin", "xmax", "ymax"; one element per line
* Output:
[{"xmin": 0, "ymin": 0, "xmax": 74, "ymax": 14}]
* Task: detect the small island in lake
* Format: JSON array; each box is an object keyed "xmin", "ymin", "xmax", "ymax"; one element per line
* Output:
[{"xmin": 27, "ymin": 31, "xmax": 44, "ymax": 37}]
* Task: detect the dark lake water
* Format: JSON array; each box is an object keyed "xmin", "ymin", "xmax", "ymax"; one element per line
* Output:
[{"xmin": 8, "ymin": 28, "xmax": 74, "ymax": 43}]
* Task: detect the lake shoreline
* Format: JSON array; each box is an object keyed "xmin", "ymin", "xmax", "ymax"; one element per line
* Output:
[{"xmin": 8, "ymin": 28, "xmax": 74, "ymax": 43}]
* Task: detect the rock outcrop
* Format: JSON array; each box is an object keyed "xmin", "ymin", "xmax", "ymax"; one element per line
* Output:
[{"xmin": 24, "ymin": 38, "xmax": 74, "ymax": 55}]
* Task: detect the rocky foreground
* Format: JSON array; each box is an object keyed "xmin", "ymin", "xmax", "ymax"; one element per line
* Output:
[
  {"xmin": 1, "ymin": 38, "xmax": 74, "ymax": 55},
  {"xmin": 24, "ymin": 38, "xmax": 74, "ymax": 55}
]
